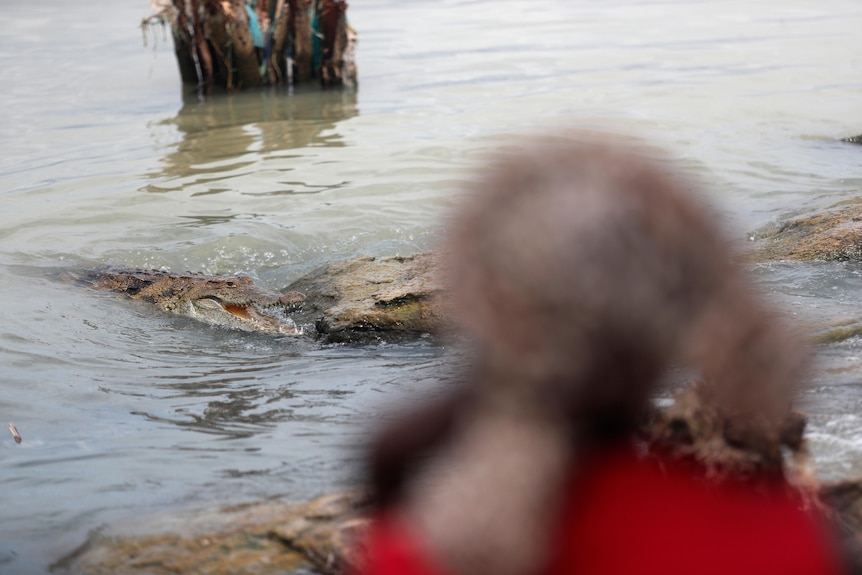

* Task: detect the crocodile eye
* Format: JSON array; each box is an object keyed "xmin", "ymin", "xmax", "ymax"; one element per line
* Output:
[{"xmin": 225, "ymin": 281, "xmax": 237, "ymax": 288}]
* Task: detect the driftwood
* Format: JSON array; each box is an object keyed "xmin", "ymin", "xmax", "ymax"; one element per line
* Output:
[{"xmin": 142, "ymin": 0, "xmax": 357, "ymax": 93}]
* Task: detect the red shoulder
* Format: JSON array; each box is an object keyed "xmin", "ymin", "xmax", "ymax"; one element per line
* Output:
[{"xmin": 550, "ymin": 449, "xmax": 847, "ymax": 575}]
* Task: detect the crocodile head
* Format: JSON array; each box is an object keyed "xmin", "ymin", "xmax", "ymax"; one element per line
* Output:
[
  {"xmin": 90, "ymin": 268, "xmax": 306, "ymax": 335},
  {"xmin": 184, "ymin": 276, "xmax": 307, "ymax": 335}
]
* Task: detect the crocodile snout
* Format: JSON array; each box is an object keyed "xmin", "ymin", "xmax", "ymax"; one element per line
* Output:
[{"xmin": 88, "ymin": 266, "xmax": 307, "ymax": 335}]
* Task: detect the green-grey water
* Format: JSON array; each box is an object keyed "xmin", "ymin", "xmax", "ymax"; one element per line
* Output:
[{"xmin": 1, "ymin": 1, "xmax": 861, "ymax": 572}]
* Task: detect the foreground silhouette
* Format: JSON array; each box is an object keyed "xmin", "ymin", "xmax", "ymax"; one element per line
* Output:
[{"xmin": 360, "ymin": 134, "xmax": 855, "ymax": 575}]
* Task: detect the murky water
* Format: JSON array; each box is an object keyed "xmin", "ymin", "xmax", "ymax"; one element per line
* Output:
[{"xmin": 1, "ymin": 0, "xmax": 861, "ymax": 572}]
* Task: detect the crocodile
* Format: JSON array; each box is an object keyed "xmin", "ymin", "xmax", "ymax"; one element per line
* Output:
[{"xmin": 85, "ymin": 266, "xmax": 306, "ymax": 335}]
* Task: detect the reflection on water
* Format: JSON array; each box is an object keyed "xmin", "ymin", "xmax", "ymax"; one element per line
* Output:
[
  {"xmin": 149, "ymin": 87, "xmax": 358, "ymax": 194},
  {"xmin": 132, "ymin": 374, "xmax": 305, "ymax": 440}
]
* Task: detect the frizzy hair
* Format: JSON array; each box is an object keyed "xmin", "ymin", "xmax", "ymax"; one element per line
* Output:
[{"xmin": 369, "ymin": 132, "xmax": 809, "ymax": 575}]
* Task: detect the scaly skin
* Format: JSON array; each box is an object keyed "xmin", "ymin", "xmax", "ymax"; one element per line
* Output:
[{"xmin": 88, "ymin": 266, "xmax": 305, "ymax": 335}]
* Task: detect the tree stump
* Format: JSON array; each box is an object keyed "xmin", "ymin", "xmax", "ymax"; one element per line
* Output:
[{"xmin": 142, "ymin": 0, "xmax": 357, "ymax": 93}]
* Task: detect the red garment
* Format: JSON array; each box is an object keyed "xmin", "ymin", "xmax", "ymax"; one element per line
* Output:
[{"xmin": 357, "ymin": 449, "xmax": 846, "ymax": 575}]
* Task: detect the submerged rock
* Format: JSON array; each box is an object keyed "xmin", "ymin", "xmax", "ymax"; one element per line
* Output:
[
  {"xmin": 286, "ymin": 252, "xmax": 449, "ymax": 343},
  {"xmin": 754, "ymin": 198, "xmax": 862, "ymax": 262}
]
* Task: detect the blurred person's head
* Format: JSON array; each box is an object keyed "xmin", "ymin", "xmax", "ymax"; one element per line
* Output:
[
  {"xmin": 371, "ymin": 131, "xmax": 809, "ymax": 575},
  {"xmin": 445, "ymin": 135, "xmax": 723, "ymax": 430},
  {"xmin": 444, "ymin": 133, "xmax": 805, "ymax": 435}
]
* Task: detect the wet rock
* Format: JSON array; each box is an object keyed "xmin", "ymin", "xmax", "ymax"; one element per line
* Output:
[
  {"xmin": 270, "ymin": 491, "xmax": 373, "ymax": 575},
  {"xmin": 754, "ymin": 198, "xmax": 862, "ymax": 262},
  {"xmin": 54, "ymin": 490, "xmax": 371, "ymax": 575},
  {"xmin": 286, "ymin": 252, "xmax": 449, "ymax": 343}
]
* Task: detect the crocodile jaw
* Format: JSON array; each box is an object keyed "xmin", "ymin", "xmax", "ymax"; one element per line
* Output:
[{"xmin": 189, "ymin": 297, "xmax": 302, "ymax": 335}]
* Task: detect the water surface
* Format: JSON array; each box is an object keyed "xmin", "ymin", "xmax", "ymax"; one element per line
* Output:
[{"xmin": 1, "ymin": 1, "xmax": 861, "ymax": 572}]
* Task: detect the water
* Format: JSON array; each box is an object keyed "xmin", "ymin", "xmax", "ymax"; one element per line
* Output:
[{"xmin": 1, "ymin": 0, "xmax": 861, "ymax": 572}]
